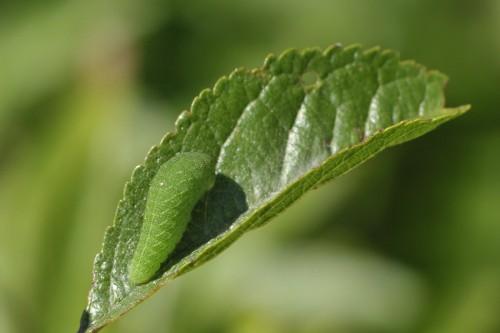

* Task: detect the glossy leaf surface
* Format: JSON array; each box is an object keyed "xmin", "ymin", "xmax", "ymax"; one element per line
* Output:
[{"xmin": 81, "ymin": 45, "xmax": 469, "ymax": 332}]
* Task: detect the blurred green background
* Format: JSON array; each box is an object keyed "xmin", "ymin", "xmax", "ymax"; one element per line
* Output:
[{"xmin": 1, "ymin": 1, "xmax": 499, "ymax": 332}]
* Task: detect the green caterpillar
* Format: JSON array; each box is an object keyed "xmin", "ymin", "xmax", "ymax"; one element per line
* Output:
[{"xmin": 129, "ymin": 152, "xmax": 215, "ymax": 284}]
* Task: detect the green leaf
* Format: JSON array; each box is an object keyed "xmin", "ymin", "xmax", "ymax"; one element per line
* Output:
[{"xmin": 80, "ymin": 45, "xmax": 469, "ymax": 332}]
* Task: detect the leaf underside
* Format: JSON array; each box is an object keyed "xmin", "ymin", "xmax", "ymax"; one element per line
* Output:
[{"xmin": 81, "ymin": 44, "xmax": 469, "ymax": 332}]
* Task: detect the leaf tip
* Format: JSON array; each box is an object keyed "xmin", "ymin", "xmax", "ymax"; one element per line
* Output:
[
  {"xmin": 441, "ymin": 104, "xmax": 471, "ymax": 118},
  {"xmin": 77, "ymin": 309, "xmax": 90, "ymax": 333}
]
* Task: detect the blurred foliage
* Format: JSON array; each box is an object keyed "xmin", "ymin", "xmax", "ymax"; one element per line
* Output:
[{"xmin": 0, "ymin": 1, "xmax": 498, "ymax": 333}]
